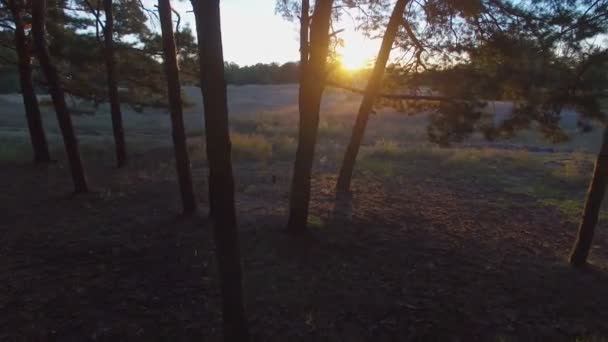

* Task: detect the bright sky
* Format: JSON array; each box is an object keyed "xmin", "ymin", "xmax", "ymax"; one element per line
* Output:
[{"xmin": 156, "ymin": 0, "xmax": 381, "ymax": 67}]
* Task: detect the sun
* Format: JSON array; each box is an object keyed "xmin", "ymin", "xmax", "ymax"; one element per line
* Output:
[
  {"xmin": 338, "ymin": 41, "xmax": 372, "ymax": 70},
  {"xmin": 340, "ymin": 51, "xmax": 370, "ymax": 71},
  {"xmin": 336, "ymin": 30, "xmax": 378, "ymax": 71}
]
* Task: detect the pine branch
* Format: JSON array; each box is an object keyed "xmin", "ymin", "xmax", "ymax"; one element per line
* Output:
[
  {"xmin": 327, "ymin": 80, "xmax": 458, "ymax": 102},
  {"xmin": 81, "ymin": 0, "xmax": 105, "ymax": 32}
]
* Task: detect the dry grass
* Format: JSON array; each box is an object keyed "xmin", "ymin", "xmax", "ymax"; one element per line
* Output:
[
  {"xmin": 231, "ymin": 133, "xmax": 273, "ymax": 161},
  {"xmin": 2, "ymin": 85, "xmax": 606, "ymax": 224}
]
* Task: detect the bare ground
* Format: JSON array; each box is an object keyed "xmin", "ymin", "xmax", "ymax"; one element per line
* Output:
[{"xmin": 2, "ymin": 149, "xmax": 608, "ymax": 341}]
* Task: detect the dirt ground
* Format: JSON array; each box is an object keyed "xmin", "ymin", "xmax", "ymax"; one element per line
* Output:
[{"xmin": 2, "ymin": 148, "xmax": 608, "ymax": 341}]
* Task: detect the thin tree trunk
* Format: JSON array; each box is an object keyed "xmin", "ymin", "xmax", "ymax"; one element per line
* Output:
[
  {"xmin": 287, "ymin": 0, "xmax": 334, "ymax": 232},
  {"xmin": 192, "ymin": 0, "xmax": 249, "ymax": 340},
  {"xmin": 9, "ymin": 0, "xmax": 51, "ymax": 163},
  {"xmin": 570, "ymin": 126, "xmax": 608, "ymax": 267},
  {"xmin": 337, "ymin": 0, "xmax": 408, "ymax": 192},
  {"xmin": 103, "ymin": 0, "xmax": 127, "ymax": 168},
  {"xmin": 32, "ymin": 0, "xmax": 88, "ymax": 193},
  {"xmin": 159, "ymin": 0, "xmax": 196, "ymax": 215},
  {"xmin": 299, "ymin": 0, "xmax": 309, "ymax": 73}
]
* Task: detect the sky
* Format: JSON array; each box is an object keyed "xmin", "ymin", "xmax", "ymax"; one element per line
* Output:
[{"xmin": 154, "ymin": 0, "xmax": 382, "ymax": 67}]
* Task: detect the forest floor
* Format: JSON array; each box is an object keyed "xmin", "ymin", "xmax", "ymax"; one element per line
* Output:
[
  {"xmin": 2, "ymin": 142, "xmax": 608, "ymax": 341},
  {"xmin": 2, "ymin": 85, "xmax": 608, "ymax": 340}
]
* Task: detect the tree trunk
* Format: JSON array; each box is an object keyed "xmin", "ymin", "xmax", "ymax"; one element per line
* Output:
[
  {"xmin": 159, "ymin": 0, "xmax": 196, "ymax": 215},
  {"xmin": 299, "ymin": 0, "xmax": 309, "ymax": 73},
  {"xmin": 9, "ymin": 0, "xmax": 51, "ymax": 163},
  {"xmin": 337, "ymin": 0, "xmax": 408, "ymax": 193},
  {"xmin": 570, "ymin": 126, "xmax": 608, "ymax": 267},
  {"xmin": 286, "ymin": 0, "xmax": 334, "ymax": 232},
  {"xmin": 32, "ymin": 0, "xmax": 88, "ymax": 193},
  {"xmin": 192, "ymin": 0, "xmax": 249, "ymax": 340},
  {"xmin": 103, "ymin": 0, "xmax": 127, "ymax": 168}
]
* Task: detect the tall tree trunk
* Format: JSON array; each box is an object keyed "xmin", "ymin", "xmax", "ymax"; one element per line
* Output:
[
  {"xmin": 286, "ymin": 0, "xmax": 334, "ymax": 232},
  {"xmin": 337, "ymin": 0, "xmax": 408, "ymax": 192},
  {"xmin": 103, "ymin": 0, "xmax": 127, "ymax": 168},
  {"xmin": 299, "ymin": 0, "xmax": 309, "ymax": 72},
  {"xmin": 32, "ymin": 0, "xmax": 88, "ymax": 193},
  {"xmin": 9, "ymin": 0, "xmax": 51, "ymax": 163},
  {"xmin": 159, "ymin": 0, "xmax": 196, "ymax": 215},
  {"xmin": 192, "ymin": 1, "xmax": 249, "ymax": 340},
  {"xmin": 570, "ymin": 126, "xmax": 608, "ymax": 266}
]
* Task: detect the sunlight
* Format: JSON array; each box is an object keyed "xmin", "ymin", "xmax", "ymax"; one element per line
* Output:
[
  {"xmin": 340, "ymin": 50, "xmax": 371, "ymax": 70},
  {"xmin": 337, "ymin": 29, "xmax": 379, "ymax": 71}
]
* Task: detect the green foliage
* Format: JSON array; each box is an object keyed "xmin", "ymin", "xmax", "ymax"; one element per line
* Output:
[
  {"xmin": 0, "ymin": 0, "xmax": 172, "ymax": 107},
  {"xmin": 369, "ymin": 0, "xmax": 608, "ymax": 147},
  {"xmin": 224, "ymin": 62, "xmax": 299, "ymax": 85}
]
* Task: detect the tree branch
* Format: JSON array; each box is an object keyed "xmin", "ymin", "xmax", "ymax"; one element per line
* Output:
[
  {"xmin": 82, "ymin": 0, "xmax": 105, "ymax": 31},
  {"xmin": 172, "ymin": 9, "xmax": 181, "ymax": 34},
  {"xmin": 402, "ymin": 18, "xmax": 426, "ymax": 70},
  {"xmin": 327, "ymin": 80, "xmax": 458, "ymax": 102}
]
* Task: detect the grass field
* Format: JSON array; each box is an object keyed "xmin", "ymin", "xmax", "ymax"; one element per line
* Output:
[{"xmin": 1, "ymin": 84, "xmax": 605, "ymax": 222}]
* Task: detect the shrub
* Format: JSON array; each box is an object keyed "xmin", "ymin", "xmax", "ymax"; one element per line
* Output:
[{"xmin": 231, "ymin": 133, "xmax": 272, "ymax": 161}]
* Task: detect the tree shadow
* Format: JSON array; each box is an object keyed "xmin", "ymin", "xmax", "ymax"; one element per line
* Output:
[{"xmin": 240, "ymin": 176, "xmax": 608, "ymax": 341}]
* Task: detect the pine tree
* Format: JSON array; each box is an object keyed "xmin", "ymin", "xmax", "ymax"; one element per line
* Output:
[
  {"xmin": 158, "ymin": 0, "xmax": 196, "ymax": 215},
  {"xmin": 192, "ymin": 0, "xmax": 249, "ymax": 339},
  {"xmin": 286, "ymin": 0, "xmax": 334, "ymax": 232},
  {"xmin": 4, "ymin": 0, "xmax": 51, "ymax": 163},
  {"xmin": 32, "ymin": 0, "xmax": 88, "ymax": 193}
]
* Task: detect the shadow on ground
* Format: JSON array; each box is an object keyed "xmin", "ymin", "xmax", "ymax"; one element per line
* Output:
[{"xmin": 1, "ymin": 150, "xmax": 608, "ymax": 341}]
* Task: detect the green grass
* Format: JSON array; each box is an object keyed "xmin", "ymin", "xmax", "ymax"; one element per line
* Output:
[
  {"xmin": 271, "ymin": 135, "xmax": 296, "ymax": 160},
  {"xmin": 358, "ymin": 158, "xmax": 395, "ymax": 177},
  {"xmin": 318, "ymin": 117, "xmax": 349, "ymax": 141},
  {"xmin": 357, "ymin": 140, "xmax": 603, "ymax": 222},
  {"xmin": 0, "ymin": 140, "xmax": 31, "ymax": 162},
  {"xmin": 308, "ymin": 214, "xmax": 325, "ymax": 229},
  {"xmin": 187, "ymin": 128, "xmax": 205, "ymax": 138},
  {"xmin": 3, "ymin": 100, "xmax": 606, "ymax": 224}
]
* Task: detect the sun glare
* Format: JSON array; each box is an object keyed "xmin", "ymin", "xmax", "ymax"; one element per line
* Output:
[
  {"xmin": 340, "ymin": 52, "xmax": 371, "ymax": 71},
  {"xmin": 337, "ymin": 30, "xmax": 379, "ymax": 71}
]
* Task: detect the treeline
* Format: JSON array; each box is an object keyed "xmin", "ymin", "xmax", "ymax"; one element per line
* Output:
[
  {"xmin": 224, "ymin": 61, "xmax": 299, "ymax": 85},
  {"xmin": 0, "ymin": 60, "xmax": 301, "ymax": 93}
]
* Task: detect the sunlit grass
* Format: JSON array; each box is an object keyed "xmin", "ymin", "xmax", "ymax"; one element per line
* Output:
[
  {"xmin": 231, "ymin": 133, "xmax": 272, "ymax": 162},
  {"xmin": 356, "ymin": 143, "xmax": 603, "ymax": 221}
]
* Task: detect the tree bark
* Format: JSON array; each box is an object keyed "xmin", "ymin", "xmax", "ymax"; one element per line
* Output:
[
  {"xmin": 337, "ymin": 0, "xmax": 408, "ymax": 193},
  {"xmin": 32, "ymin": 0, "xmax": 88, "ymax": 193},
  {"xmin": 103, "ymin": 0, "xmax": 127, "ymax": 168},
  {"xmin": 159, "ymin": 0, "xmax": 196, "ymax": 215},
  {"xmin": 9, "ymin": 0, "xmax": 51, "ymax": 163},
  {"xmin": 570, "ymin": 126, "xmax": 608, "ymax": 267},
  {"xmin": 299, "ymin": 0, "xmax": 309, "ymax": 73},
  {"xmin": 286, "ymin": 0, "xmax": 334, "ymax": 232},
  {"xmin": 192, "ymin": 0, "xmax": 249, "ymax": 340}
]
